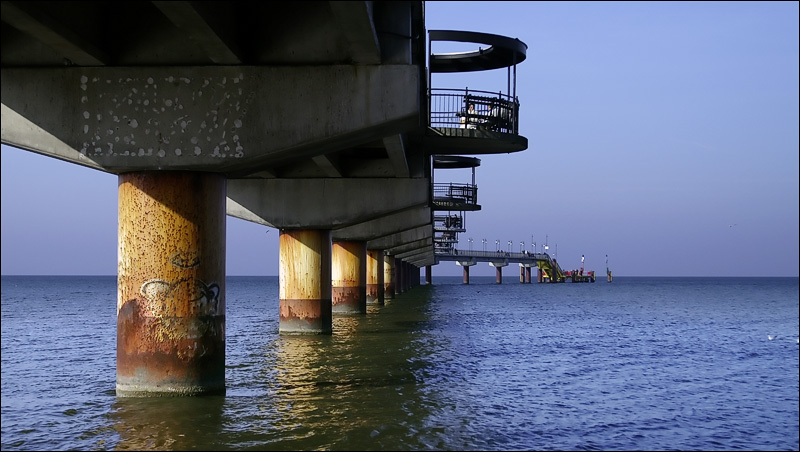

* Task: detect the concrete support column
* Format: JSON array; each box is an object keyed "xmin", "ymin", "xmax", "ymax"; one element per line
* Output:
[
  {"xmin": 458, "ymin": 261, "xmax": 476, "ymax": 284},
  {"xmin": 537, "ymin": 268, "xmax": 544, "ymax": 283},
  {"xmin": 395, "ymin": 257, "xmax": 403, "ymax": 294},
  {"xmin": 331, "ymin": 240, "xmax": 366, "ymax": 315},
  {"xmin": 520, "ymin": 265, "xmax": 525, "ymax": 283},
  {"xmin": 117, "ymin": 171, "xmax": 226, "ymax": 396},
  {"xmin": 490, "ymin": 262, "xmax": 507, "ymax": 285},
  {"xmin": 425, "ymin": 265, "xmax": 432, "ymax": 285},
  {"xmin": 279, "ymin": 229, "xmax": 332, "ymax": 334},
  {"xmin": 525, "ymin": 266, "xmax": 532, "ymax": 284},
  {"xmin": 384, "ymin": 254, "xmax": 395, "ymax": 299},
  {"xmin": 367, "ymin": 249, "xmax": 384, "ymax": 305}
]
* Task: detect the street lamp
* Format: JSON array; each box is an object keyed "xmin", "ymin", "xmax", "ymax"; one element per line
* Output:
[
  {"xmin": 507, "ymin": 240, "xmax": 512, "ymax": 252},
  {"xmin": 468, "ymin": 237, "xmax": 473, "ymax": 251},
  {"xmin": 520, "ymin": 241, "xmax": 524, "ymax": 253},
  {"xmin": 482, "ymin": 238, "xmax": 487, "ymax": 252},
  {"xmin": 495, "ymin": 239, "xmax": 500, "ymax": 252}
]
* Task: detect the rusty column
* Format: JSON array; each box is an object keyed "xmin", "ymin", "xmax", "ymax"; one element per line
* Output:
[
  {"xmin": 396, "ymin": 257, "xmax": 404, "ymax": 294},
  {"xmin": 525, "ymin": 266, "xmax": 531, "ymax": 284},
  {"xmin": 400, "ymin": 261, "xmax": 407, "ymax": 292},
  {"xmin": 537, "ymin": 268, "xmax": 543, "ymax": 283},
  {"xmin": 117, "ymin": 171, "xmax": 226, "ymax": 397},
  {"xmin": 520, "ymin": 265, "xmax": 525, "ymax": 283},
  {"xmin": 383, "ymin": 254, "xmax": 395, "ymax": 300},
  {"xmin": 425, "ymin": 265, "xmax": 432, "ymax": 285},
  {"xmin": 331, "ymin": 240, "xmax": 367, "ymax": 315},
  {"xmin": 496, "ymin": 266, "xmax": 503, "ymax": 284},
  {"xmin": 463, "ymin": 265, "xmax": 470, "ymax": 284},
  {"xmin": 366, "ymin": 249, "xmax": 385, "ymax": 305},
  {"xmin": 279, "ymin": 229, "xmax": 332, "ymax": 334}
]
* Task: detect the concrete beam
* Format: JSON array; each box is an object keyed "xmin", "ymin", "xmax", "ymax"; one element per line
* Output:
[
  {"xmin": 1, "ymin": 65, "xmax": 419, "ymax": 174},
  {"xmin": 332, "ymin": 206, "xmax": 430, "ymax": 242},
  {"xmin": 152, "ymin": 2, "xmax": 242, "ymax": 64},
  {"xmin": 311, "ymin": 154, "xmax": 345, "ymax": 178},
  {"xmin": 387, "ymin": 237, "xmax": 432, "ymax": 256},
  {"xmin": 408, "ymin": 252, "xmax": 435, "ymax": 267},
  {"xmin": 395, "ymin": 242, "xmax": 433, "ymax": 260},
  {"xmin": 329, "ymin": 2, "xmax": 381, "ymax": 64},
  {"xmin": 0, "ymin": 1, "xmax": 110, "ymax": 66},
  {"xmin": 383, "ymin": 134, "xmax": 409, "ymax": 178},
  {"xmin": 367, "ymin": 224, "xmax": 431, "ymax": 250},
  {"xmin": 226, "ymin": 178, "xmax": 428, "ymax": 229}
]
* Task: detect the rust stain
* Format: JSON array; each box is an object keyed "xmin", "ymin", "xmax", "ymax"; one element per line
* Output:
[
  {"xmin": 279, "ymin": 298, "xmax": 327, "ymax": 321},
  {"xmin": 332, "ymin": 286, "xmax": 364, "ymax": 306},
  {"xmin": 366, "ymin": 284, "xmax": 380, "ymax": 298},
  {"xmin": 116, "ymin": 171, "xmax": 226, "ymax": 389},
  {"xmin": 117, "ymin": 296, "xmax": 225, "ymax": 382}
]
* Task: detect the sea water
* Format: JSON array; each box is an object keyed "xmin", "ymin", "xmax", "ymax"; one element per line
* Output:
[{"xmin": 2, "ymin": 275, "xmax": 798, "ymax": 451}]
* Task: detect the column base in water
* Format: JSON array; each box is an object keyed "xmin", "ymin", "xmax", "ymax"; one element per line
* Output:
[
  {"xmin": 116, "ymin": 171, "xmax": 226, "ymax": 396},
  {"xmin": 279, "ymin": 230, "xmax": 332, "ymax": 334},
  {"xmin": 332, "ymin": 240, "xmax": 367, "ymax": 315}
]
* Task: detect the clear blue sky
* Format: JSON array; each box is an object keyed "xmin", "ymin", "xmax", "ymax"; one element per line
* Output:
[{"xmin": 2, "ymin": 1, "xmax": 798, "ymax": 277}]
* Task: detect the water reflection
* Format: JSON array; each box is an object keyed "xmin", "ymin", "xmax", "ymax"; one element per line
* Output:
[
  {"xmin": 106, "ymin": 286, "xmax": 452, "ymax": 451},
  {"xmin": 252, "ymin": 287, "xmax": 445, "ymax": 450},
  {"xmin": 110, "ymin": 396, "xmax": 226, "ymax": 451}
]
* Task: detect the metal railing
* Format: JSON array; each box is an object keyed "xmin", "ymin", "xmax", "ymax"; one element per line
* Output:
[
  {"xmin": 432, "ymin": 182, "xmax": 477, "ymax": 207},
  {"xmin": 429, "ymin": 88, "xmax": 520, "ymax": 134}
]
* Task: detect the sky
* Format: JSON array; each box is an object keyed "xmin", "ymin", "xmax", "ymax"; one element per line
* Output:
[{"xmin": 1, "ymin": 1, "xmax": 798, "ymax": 277}]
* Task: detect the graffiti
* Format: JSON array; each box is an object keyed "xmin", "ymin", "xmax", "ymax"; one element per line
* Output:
[
  {"xmin": 170, "ymin": 251, "xmax": 200, "ymax": 269},
  {"xmin": 140, "ymin": 277, "xmax": 220, "ymax": 317}
]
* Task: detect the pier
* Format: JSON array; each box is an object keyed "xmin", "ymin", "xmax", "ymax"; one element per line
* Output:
[
  {"xmin": 1, "ymin": 2, "xmax": 538, "ymax": 396},
  {"xmin": 435, "ymin": 249, "xmax": 596, "ymax": 284}
]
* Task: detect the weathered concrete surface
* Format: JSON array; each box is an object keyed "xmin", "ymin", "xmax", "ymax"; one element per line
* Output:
[
  {"xmin": 1, "ymin": 65, "xmax": 419, "ymax": 174},
  {"xmin": 331, "ymin": 240, "xmax": 367, "ymax": 315},
  {"xmin": 279, "ymin": 229, "xmax": 332, "ymax": 334},
  {"xmin": 367, "ymin": 225, "xmax": 431, "ymax": 251},
  {"xmin": 366, "ymin": 249, "xmax": 385, "ymax": 305},
  {"xmin": 227, "ymin": 178, "xmax": 429, "ymax": 229},
  {"xmin": 383, "ymin": 254, "xmax": 395, "ymax": 299},
  {"xmin": 333, "ymin": 207, "xmax": 430, "ymax": 241},
  {"xmin": 116, "ymin": 171, "xmax": 226, "ymax": 396}
]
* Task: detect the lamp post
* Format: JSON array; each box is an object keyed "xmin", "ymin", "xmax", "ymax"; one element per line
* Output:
[
  {"xmin": 495, "ymin": 240, "xmax": 500, "ymax": 252},
  {"xmin": 468, "ymin": 237, "xmax": 473, "ymax": 251},
  {"xmin": 507, "ymin": 241, "xmax": 512, "ymax": 253},
  {"xmin": 482, "ymin": 238, "xmax": 487, "ymax": 252},
  {"xmin": 520, "ymin": 241, "xmax": 524, "ymax": 253}
]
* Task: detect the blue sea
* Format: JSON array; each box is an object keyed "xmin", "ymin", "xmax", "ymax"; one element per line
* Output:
[{"xmin": 1, "ymin": 275, "xmax": 798, "ymax": 451}]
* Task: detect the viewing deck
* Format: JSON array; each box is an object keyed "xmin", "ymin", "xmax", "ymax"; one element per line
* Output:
[{"xmin": 425, "ymin": 30, "xmax": 528, "ymax": 155}]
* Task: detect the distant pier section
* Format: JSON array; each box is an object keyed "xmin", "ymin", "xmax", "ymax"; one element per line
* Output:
[{"xmin": 435, "ymin": 248, "xmax": 596, "ymax": 284}]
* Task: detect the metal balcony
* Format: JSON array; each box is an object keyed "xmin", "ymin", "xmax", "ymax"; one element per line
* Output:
[{"xmin": 424, "ymin": 30, "xmax": 528, "ymax": 155}]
